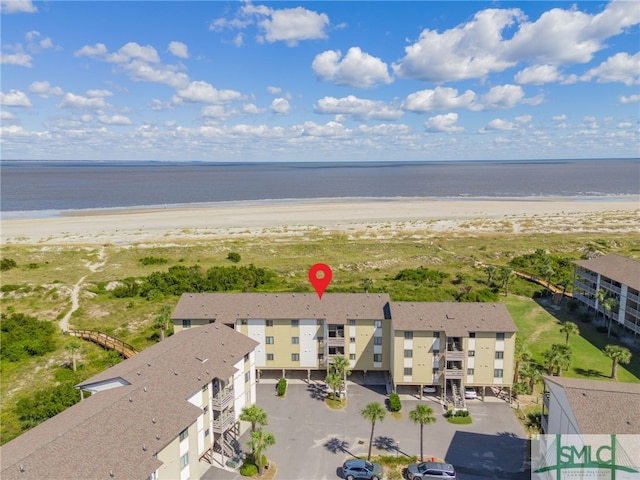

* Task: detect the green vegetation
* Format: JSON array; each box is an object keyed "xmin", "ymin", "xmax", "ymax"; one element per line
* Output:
[
  {"xmin": 388, "ymin": 392, "xmax": 402, "ymax": 412},
  {"xmin": 1, "ymin": 312, "xmax": 57, "ymax": 362},
  {"xmin": 247, "ymin": 429, "xmax": 275, "ymax": 475},
  {"xmin": 409, "ymin": 404, "xmax": 436, "ymax": 462},
  {"xmin": 15, "ymin": 383, "xmax": 81, "ymax": 429},
  {"xmin": 1, "ymin": 257, "xmax": 17, "ymax": 271},
  {"xmin": 276, "ymin": 378, "xmax": 286, "ymax": 397},
  {"xmin": 227, "ymin": 252, "xmax": 242, "ymax": 263},
  {"xmin": 240, "ymin": 405, "xmax": 268, "ymax": 435},
  {"xmin": 445, "ymin": 409, "xmax": 472, "ymax": 424},
  {"xmin": 604, "ymin": 344, "xmax": 632, "ymax": 379},
  {"xmin": 138, "ymin": 256, "xmax": 168, "ymax": 266}
]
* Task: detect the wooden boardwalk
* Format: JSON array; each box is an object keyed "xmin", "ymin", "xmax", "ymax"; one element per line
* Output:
[
  {"xmin": 68, "ymin": 329, "xmax": 139, "ymax": 358},
  {"xmin": 512, "ymin": 270, "xmax": 573, "ymax": 299}
]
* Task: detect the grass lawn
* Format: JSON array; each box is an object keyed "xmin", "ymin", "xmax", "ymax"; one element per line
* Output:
[{"xmin": 504, "ymin": 296, "xmax": 639, "ymax": 383}]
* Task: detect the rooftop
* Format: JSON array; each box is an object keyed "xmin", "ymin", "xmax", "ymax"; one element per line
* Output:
[
  {"xmin": 543, "ymin": 376, "xmax": 640, "ymax": 434},
  {"xmin": 0, "ymin": 324, "xmax": 258, "ymax": 480},
  {"xmin": 573, "ymin": 253, "xmax": 640, "ymax": 291}
]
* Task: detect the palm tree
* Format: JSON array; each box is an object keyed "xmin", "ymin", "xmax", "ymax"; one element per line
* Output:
[
  {"xmin": 604, "ymin": 344, "xmax": 632, "ymax": 380},
  {"xmin": 409, "ymin": 404, "xmax": 436, "ymax": 461},
  {"xmin": 595, "ymin": 288, "xmax": 607, "ymax": 324},
  {"xmin": 65, "ymin": 340, "xmax": 82, "ymax": 372},
  {"xmin": 360, "ymin": 277, "xmax": 374, "ymax": 294},
  {"xmin": 331, "ymin": 354, "xmax": 351, "ymax": 400},
  {"xmin": 325, "ymin": 371, "xmax": 341, "ymax": 400},
  {"xmin": 247, "ymin": 429, "xmax": 276, "ymax": 475},
  {"xmin": 485, "ymin": 265, "xmax": 496, "ymax": 285},
  {"xmin": 553, "ymin": 344, "xmax": 572, "ymax": 376},
  {"xmin": 239, "ymin": 405, "xmax": 267, "ymax": 434},
  {"xmin": 513, "ymin": 338, "xmax": 531, "ymax": 383},
  {"xmin": 542, "ymin": 348, "xmax": 559, "ymax": 376},
  {"xmin": 361, "ymin": 402, "xmax": 386, "ymax": 461},
  {"xmin": 500, "ymin": 267, "xmax": 514, "ymax": 296},
  {"xmin": 602, "ymin": 297, "xmax": 619, "ymax": 337},
  {"xmin": 559, "ymin": 322, "xmax": 579, "ymax": 346},
  {"xmin": 154, "ymin": 305, "xmax": 172, "ymax": 341},
  {"xmin": 520, "ymin": 363, "xmax": 542, "ymax": 394}
]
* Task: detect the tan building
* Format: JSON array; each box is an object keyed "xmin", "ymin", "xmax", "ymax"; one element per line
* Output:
[
  {"xmin": 172, "ymin": 293, "xmax": 518, "ymax": 403},
  {"xmin": 573, "ymin": 254, "xmax": 640, "ymax": 338},
  {"xmin": 0, "ymin": 324, "xmax": 258, "ymax": 480}
]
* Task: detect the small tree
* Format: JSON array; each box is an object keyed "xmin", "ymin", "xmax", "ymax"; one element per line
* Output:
[
  {"xmin": 240, "ymin": 405, "xmax": 267, "ymax": 434},
  {"xmin": 602, "ymin": 297, "xmax": 619, "ymax": 337},
  {"xmin": 604, "ymin": 344, "xmax": 631, "ymax": 380},
  {"xmin": 65, "ymin": 340, "xmax": 82, "ymax": 372},
  {"xmin": 360, "ymin": 277, "xmax": 374, "ymax": 294},
  {"xmin": 409, "ymin": 404, "xmax": 436, "ymax": 461},
  {"xmin": 388, "ymin": 392, "xmax": 401, "ymax": 412},
  {"xmin": 227, "ymin": 252, "xmax": 241, "ymax": 263},
  {"xmin": 154, "ymin": 305, "xmax": 172, "ymax": 341},
  {"xmin": 513, "ymin": 337, "xmax": 531, "ymax": 383},
  {"xmin": 520, "ymin": 363, "xmax": 542, "ymax": 394},
  {"xmin": 330, "ymin": 354, "xmax": 351, "ymax": 400},
  {"xmin": 559, "ymin": 322, "xmax": 579, "ymax": 346},
  {"xmin": 247, "ymin": 429, "xmax": 275, "ymax": 475},
  {"xmin": 500, "ymin": 267, "xmax": 514, "ymax": 296},
  {"xmin": 361, "ymin": 402, "xmax": 386, "ymax": 461},
  {"xmin": 325, "ymin": 372, "xmax": 341, "ymax": 400}
]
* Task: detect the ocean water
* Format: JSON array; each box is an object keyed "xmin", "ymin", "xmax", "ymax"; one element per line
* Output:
[{"xmin": 1, "ymin": 159, "xmax": 638, "ymax": 217}]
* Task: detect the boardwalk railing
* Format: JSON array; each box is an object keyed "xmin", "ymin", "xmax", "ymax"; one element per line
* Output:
[
  {"xmin": 68, "ymin": 329, "xmax": 139, "ymax": 358},
  {"xmin": 511, "ymin": 270, "xmax": 573, "ymax": 298}
]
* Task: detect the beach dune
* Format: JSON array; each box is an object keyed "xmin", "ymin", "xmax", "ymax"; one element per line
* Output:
[{"xmin": 1, "ymin": 197, "xmax": 639, "ymax": 245}]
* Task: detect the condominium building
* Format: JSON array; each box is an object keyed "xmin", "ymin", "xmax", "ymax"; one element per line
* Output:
[
  {"xmin": 0, "ymin": 323, "xmax": 258, "ymax": 480},
  {"xmin": 572, "ymin": 254, "xmax": 640, "ymax": 337},
  {"xmin": 172, "ymin": 293, "xmax": 518, "ymax": 399},
  {"xmin": 541, "ymin": 376, "xmax": 640, "ymax": 435}
]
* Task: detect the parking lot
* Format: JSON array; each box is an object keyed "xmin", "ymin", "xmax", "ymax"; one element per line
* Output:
[{"xmin": 202, "ymin": 381, "xmax": 529, "ymax": 480}]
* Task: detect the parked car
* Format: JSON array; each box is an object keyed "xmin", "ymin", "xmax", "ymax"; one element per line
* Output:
[
  {"xmin": 422, "ymin": 386, "xmax": 437, "ymax": 394},
  {"xmin": 406, "ymin": 461, "xmax": 456, "ymax": 479},
  {"xmin": 342, "ymin": 458, "xmax": 383, "ymax": 480},
  {"xmin": 464, "ymin": 387, "xmax": 477, "ymax": 399}
]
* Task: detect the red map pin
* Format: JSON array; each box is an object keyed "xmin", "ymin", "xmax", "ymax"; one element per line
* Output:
[{"xmin": 308, "ymin": 263, "xmax": 332, "ymax": 299}]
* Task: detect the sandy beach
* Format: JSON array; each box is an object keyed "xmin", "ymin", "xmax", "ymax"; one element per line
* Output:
[{"xmin": 1, "ymin": 196, "xmax": 639, "ymax": 245}]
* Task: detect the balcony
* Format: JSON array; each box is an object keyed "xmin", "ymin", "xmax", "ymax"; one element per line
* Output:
[
  {"xmin": 444, "ymin": 368, "xmax": 464, "ymax": 378},
  {"xmin": 542, "ymin": 391, "xmax": 550, "ymax": 408},
  {"xmin": 445, "ymin": 349, "xmax": 465, "ymax": 361},
  {"xmin": 212, "ymin": 388, "xmax": 234, "ymax": 409},
  {"xmin": 541, "ymin": 413, "xmax": 549, "ymax": 433},
  {"xmin": 211, "ymin": 413, "xmax": 236, "ymax": 433}
]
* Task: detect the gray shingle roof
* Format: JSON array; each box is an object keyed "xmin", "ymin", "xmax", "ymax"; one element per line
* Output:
[
  {"xmin": 172, "ymin": 292, "xmax": 392, "ymax": 325},
  {"xmin": 390, "ymin": 302, "xmax": 517, "ymax": 336},
  {"xmin": 573, "ymin": 254, "xmax": 640, "ymax": 291},
  {"xmin": 543, "ymin": 376, "xmax": 640, "ymax": 434},
  {"xmin": 1, "ymin": 324, "xmax": 258, "ymax": 480}
]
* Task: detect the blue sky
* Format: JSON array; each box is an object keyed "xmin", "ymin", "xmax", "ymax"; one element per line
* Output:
[{"xmin": 1, "ymin": 0, "xmax": 639, "ymax": 161}]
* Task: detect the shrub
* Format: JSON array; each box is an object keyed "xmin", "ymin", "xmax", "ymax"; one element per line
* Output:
[
  {"xmin": 239, "ymin": 462, "xmax": 258, "ymax": 477},
  {"xmin": 227, "ymin": 252, "xmax": 242, "ymax": 263},
  {"xmin": 0, "ymin": 258, "xmax": 17, "ymax": 271},
  {"xmin": 1, "ymin": 312, "xmax": 57, "ymax": 362},
  {"xmin": 276, "ymin": 378, "xmax": 287, "ymax": 397},
  {"xmin": 139, "ymin": 256, "xmax": 168, "ymax": 266},
  {"xmin": 388, "ymin": 392, "xmax": 402, "ymax": 412}
]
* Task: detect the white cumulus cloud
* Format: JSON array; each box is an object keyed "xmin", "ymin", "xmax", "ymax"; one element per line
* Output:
[
  {"xmin": 1, "ymin": 0, "xmax": 37, "ymax": 14},
  {"xmin": 314, "ymin": 95, "xmax": 403, "ymax": 121},
  {"xmin": 312, "ymin": 47, "xmax": 392, "ymax": 88},
  {"xmin": 168, "ymin": 41, "xmax": 189, "ymax": 59},
  {"xmin": 1, "ymin": 51, "xmax": 32, "ymax": 67},
  {"xmin": 59, "ymin": 92, "xmax": 109, "ymax": 110},
  {"xmin": 175, "ymin": 81, "xmax": 242, "ymax": 104},
  {"xmin": 271, "ymin": 98, "xmax": 290, "ymax": 115},
  {"xmin": 245, "ymin": 4, "xmax": 329, "ymax": 46},
  {"xmin": 29, "ymin": 81, "xmax": 64, "ymax": 97},
  {"xmin": 98, "ymin": 114, "xmax": 133, "ymax": 125},
  {"xmin": 580, "ymin": 52, "xmax": 640, "ymax": 86},
  {"xmin": 403, "ymin": 87, "xmax": 476, "ymax": 113},
  {"xmin": 107, "ymin": 42, "xmax": 160, "ymax": 64},
  {"xmin": 515, "ymin": 65, "xmax": 562, "ymax": 85},
  {"xmin": 74, "ymin": 43, "xmax": 108, "ymax": 57},
  {"xmin": 619, "ymin": 94, "xmax": 639, "ymax": 104},
  {"xmin": 0, "ymin": 89, "xmax": 32, "ymax": 107},
  {"xmin": 424, "ymin": 113, "xmax": 463, "ymax": 133}
]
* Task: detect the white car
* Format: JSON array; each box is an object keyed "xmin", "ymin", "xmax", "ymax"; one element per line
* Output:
[
  {"xmin": 422, "ymin": 386, "xmax": 437, "ymax": 394},
  {"xmin": 464, "ymin": 387, "xmax": 477, "ymax": 399}
]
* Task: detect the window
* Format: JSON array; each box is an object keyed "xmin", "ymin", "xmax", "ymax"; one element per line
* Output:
[
  {"xmin": 468, "ymin": 350, "xmax": 475, "ymax": 357},
  {"xmin": 350, "ymin": 337, "xmax": 356, "ymax": 343},
  {"xmin": 204, "ymin": 428, "xmax": 210, "ymax": 437},
  {"xmin": 244, "ymin": 371, "xmax": 250, "ymax": 383},
  {"xmin": 245, "ymin": 391, "xmax": 251, "ymax": 403},
  {"xmin": 404, "ymin": 349, "xmax": 413, "ymax": 358},
  {"xmin": 317, "ymin": 319, "xmax": 323, "ymax": 325},
  {"xmin": 469, "ymin": 332, "xmax": 476, "ymax": 338},
  {"xmin": 329, "ymin": 346, "xmax": 344, "ymax": 355},
  {"xmin": 240, "ymin": 319, "xmax": 247, "ymax": 325},
  {"xmin": 244, "ymin": 353, "xmax": 250, "ymax": 362},
  {"xmin": 433, "ymin": 332, "xmax": 440, "ymax": 338},
  {"xmin": 349, "ymin": 354, "xmax": 356, "ymax": 360},
  {"xmin": 349, "ymin": 319, "xmax": 356, "ymax": 326},
  {"xmin": 291, "ymin": 320, "xmax": 299, "ymax": 327},
  {"xmin": 179, "ymin": 428, "xmax": 188, "ymax": 442},
  {"xmin": 404, "ymin": 331, "xmax": 413, "ymax": 339},
  {"xmin": 266, "ymin": 320, "xmax": 273, "ymax": 327},
  {"xmin": 374, "ymin": 337, "xmax": 383, "ymax": 345},
  {"xmin": 317, "ymin": 336, "xmax": 324, "ymax": 343},
  {"xmin": 404, "ymin": 367, "xmax": 412, "ymax": 376},
  {"xmin": 266, "ymin": 354, "xmax": 274, "ymax": 361},
  {"xmin": 433, "ymin": 350, "xmax": 439, "ymax": 356},
  {"xmin": 180, "ymin": 453, "xmax": 189, "ymax": 470},
  {"xmin": 467, "ymin": 368, "xmax": 475, "ymax": 375},
  {"xmin": 291, "ymin": 336, "xmax": 299, "ymax": 344},
  {"xmin": 374, "ymin": 320, "xmax": 382, "ymax": 328},
  {"xmin": 432, "ymin": 367, "xmax": 439, "ymax": 375},
  {"xmin": 373, "ymin": 353, "xmax": 382, "ymax": 362},
  {"xmin": 494, "ymin": 369, "xmax": 504, "ymax": 378},
  {"xmin": 291, "ymin": 353, "xmax": 299, "ymax": 361},
  {"xmin": 496, "ymin": 332, "xmax": 505, "ymax": 340},
  {"xmin": 182, "ymin": 319, "xmax": 191, "ymax": 329},
  {"xmin": 203, "ymin": 405, "xmax": 208, "ymax": 414},
  {"xmin": 318, "ymin": 353, "xmax": 324, "ymax": 361},
  {"xmin": 265, "ymin": 336, "xmax": 274, "ymax": 344},
  {"xmin": 495, "ymin": 351, "xmax": 504, "ymax": 359}
]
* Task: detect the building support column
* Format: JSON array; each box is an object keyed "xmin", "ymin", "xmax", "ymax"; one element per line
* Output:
[{"xmin": 307, "ymin": 369, "xmax": 310, "ymax": 383}]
